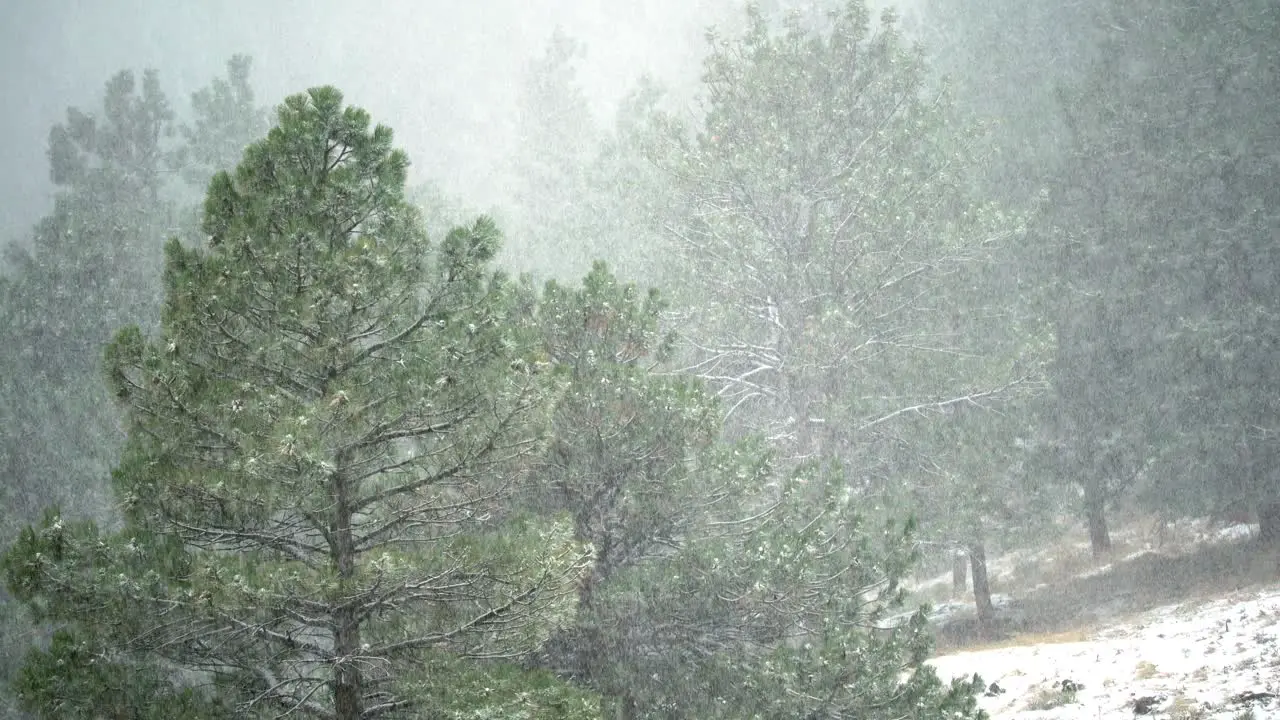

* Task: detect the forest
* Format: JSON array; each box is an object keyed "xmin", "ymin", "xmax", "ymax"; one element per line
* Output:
[{"xmin": 0, "ymin": 0, "xmax": 1277, "ymax": 718}]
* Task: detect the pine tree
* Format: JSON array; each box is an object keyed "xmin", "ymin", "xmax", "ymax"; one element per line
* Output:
[
  {"xmin": 922, "ymin": 0, "xmax": 1280, "ymax": 548},
  {"xmin": 1095, "ymin": 0, "xmax": 1280, "ymax": 541},
  {"xmin": 507, "ymin": 31, "xmax": 675, "ymax": 286},
  {"xmin": 5, "ymin": 86, "xmax": 589, "ymax": 719},
  {"xmin": 519, "ymin": 264, "xmax": 986, "ymax": 718},
  {"xmin": 525, "ymin": 262, "xmax": 736, "ymax": 713},
  {"xmin": 636, "ymin": 1, "xmax": 1045, "ymax": 633},
  {"xmin": 0, "ymin": 60, "xmax": 281, "ymax": 716},
  {"xmin": 581, "ymin": 459, "xmax": 986, "ymax": 719},
  {"xmin": 0, "ymin": 67, "xmax": 175, "ymax": 531},
  {"xmin": 648, "ymin": 2, "xmax": 1030, "ymax": 467},
  {"xmin": 173, "ymin": 54, "xmax": 268, "ymax": 189}
]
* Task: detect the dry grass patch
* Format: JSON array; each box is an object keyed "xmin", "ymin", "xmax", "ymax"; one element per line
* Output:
[
  {"xmin": 937, "ymin": 535, "xmax": 1280, "ymax": 652},
  {"xmin": 1168, "ymin": 694, "xmax": 1209, "ymax": 720},
  {"xmin": 1135, "ymin": 660, "xmax": 1160, "ymax": 680},
  {"xmin": 1024, "ymin": 682, "xmax": 1080, "ymax": 711},
  {"xmin": 941, "ymin": 628, "xmax": 1093, "ymax": 655}
]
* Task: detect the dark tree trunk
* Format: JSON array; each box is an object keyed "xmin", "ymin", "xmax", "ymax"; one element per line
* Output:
[
  {"xmin": 1259, "ymin": 502, "xmax": 1280, "ymax": 544},
  {"xmin": 1085, "ymin": 482, "xmax": 1112, "ymax": 557},
  {"xmin": 331, "ymin": 461, "xmax": 363, "ymax": 720},
  {"xmin": 968, "ymin": 542, "xmax": 994, "ymax": 628},
  {"xmin": 614, "ymin": 694, "xmax": 638, "ymax": 720},
  {"xmin": 952, "ymin": 550, "xmax": 968, "ymax": 594},
  {"xmin": 334, "ymin": 606, "xmax": 363, "ymax": 720}
]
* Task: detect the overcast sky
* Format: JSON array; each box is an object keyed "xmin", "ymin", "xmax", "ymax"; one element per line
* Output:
[{"xmin": 0, "ymin": 0, "xmax": 735, "ymax": 245}]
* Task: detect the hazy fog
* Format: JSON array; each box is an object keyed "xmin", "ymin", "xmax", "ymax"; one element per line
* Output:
[
  {"xmin": 9, "ymin": 0, "xmax": 1277, "ymax": 715},
  {"xmin": 0, "ymin": 0, "xmax": 738, "ymax": 245}
]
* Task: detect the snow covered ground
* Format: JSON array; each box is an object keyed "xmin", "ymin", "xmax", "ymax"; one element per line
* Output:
[{"xmin": 932, "ymin": 580, "xmax": 1280, "ymax": 718}]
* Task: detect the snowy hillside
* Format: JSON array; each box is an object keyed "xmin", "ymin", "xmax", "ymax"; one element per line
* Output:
[
  {"xmin": 928, "ymin": 521, "xmax": 1280, "ymax": 719},
  {"xmin": 933, "ymin": 587, "xmax": 1280, "ymax": 718}
]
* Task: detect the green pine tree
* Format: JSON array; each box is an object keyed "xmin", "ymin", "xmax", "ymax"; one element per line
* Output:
[
  {"xmin": 519, "ymin": 264, "xmax": 986, "ymax": 719},
  {"xmin": 5, "ymin": 86, "xmax": 590, "ymax": 719},
  {"xmin": 526, "ymin": 262, "xmax": 738, "ymax": 713}
]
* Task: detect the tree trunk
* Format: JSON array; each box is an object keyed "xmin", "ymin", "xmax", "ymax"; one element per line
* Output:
[
  {"xmin": 1085, "ymin": 482, "xmax": 1112, "ymax": 557},
  {"xmin": 334, "ymin": 606, "xmax": 363, "ymax": 720},
  {"xmin": 1259, "ymin": 502, "xmax": 1280, "ymax": 544},
  {"xmin": 332, "ymin": 461, "xmax": 364, "ymax": 720},
  {"xmin": 614, "ymin": 694, "xmax": 638, "ymax": 720},
  {"xmin": 952, "ymin": 550, "xmax": 968, "ymax": 594},
  {"xmin": 968, "ymin": 542, "xmax": 994, "ymax": 629}
]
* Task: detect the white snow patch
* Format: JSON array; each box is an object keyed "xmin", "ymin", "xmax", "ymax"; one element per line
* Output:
[
  {"xmin": 932, "ymin": 586, "xmax": 1280, "ymax": 719},
  {"xmin": 1217, "ymin": 523, "xmax": 1256, "ymax": 543}
]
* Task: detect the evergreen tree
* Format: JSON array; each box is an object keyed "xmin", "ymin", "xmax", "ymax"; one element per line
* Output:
[
  {"xmin": 1094, "ymin": 0, "xmax": 1280, "ymax": 540},
  {"xmin": 647, "ymin": 1, "xmax": 1030, "ymax": 466},
  {"xmin": 520, "ymin": 264, "xmax": 985, "ymax": 718},
  {"xmin": 921, "ymin": 0, "xmax": 1280, "ymax": 548},
  {"xmin": 501, "ymin": 29, "xmax": 601, "ymax": 280},
  {"xmin": 919, "ymin": 0, "xmax": 1172, "ymax": 554},
  {"xmin": 172, "ymin": 54, "xmax": 268, "ymax": 189},
  {"xmin": 584, "ymin": 459, "xmax": 985, "ymax": 719},
  {"xmin": 507, "ymin": 31, "xmax": 678, "ymax": 286},
  {"xmin": 637, "ymin": 1, "xmax": 1045, "ymax": 624},
  {"xmin": 525, "ymin": 262, "xmax": 737, "ymax": 714},
  {"xmin": 5, "ymin": 87, "xmax": 589, "ymax": 719},
  {"xmin": 0, "ymin": 57, "xmax": 268, "ymax": 536},
  {"xmin": 0, "ymin": 67, "xmax": 175, "ymax": 529}
]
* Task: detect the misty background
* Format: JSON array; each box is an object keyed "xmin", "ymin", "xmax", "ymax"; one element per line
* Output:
[
  {"xmin": 1, "ymin": 0, "xmax": 1277, "ymax": 717},
  {"xmin": 0, "ymin": 0, "xmax": 741, "ymax": 244}
]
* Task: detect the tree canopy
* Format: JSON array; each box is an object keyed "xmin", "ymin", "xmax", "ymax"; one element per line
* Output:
[{"xmin": 6, "ymin": 86, "xmax": 591, "ymax": 720}]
